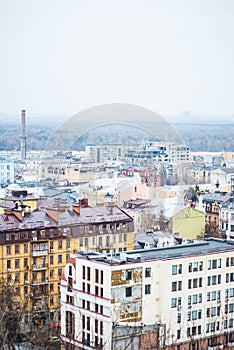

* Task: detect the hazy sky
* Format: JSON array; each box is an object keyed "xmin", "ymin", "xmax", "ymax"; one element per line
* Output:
[{"xmin": 1, "ymin": 0, "xmax": 234, "ymax": 117}]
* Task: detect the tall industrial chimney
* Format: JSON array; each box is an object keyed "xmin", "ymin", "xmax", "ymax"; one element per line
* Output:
[{"xmin": 20, "ymin": 109, "xmax": 27, "ymax": 160}]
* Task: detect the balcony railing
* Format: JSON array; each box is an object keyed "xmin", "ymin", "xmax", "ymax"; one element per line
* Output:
[
  {"xmin": 32, "ymin": 263, "xmax": 48, "ymax": 270},
  {"xmin": 31, "ymin": 249, "xmax": 48, "ymax": 256},
  {"xmin": 31, "ymin": 278, "xmax": 49, "ymax": 285}
]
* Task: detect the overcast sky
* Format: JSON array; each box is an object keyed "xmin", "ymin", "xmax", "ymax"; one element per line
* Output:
[{"xmin": 1, "ymin": 0, "xmax": 234, "ymax": 117}]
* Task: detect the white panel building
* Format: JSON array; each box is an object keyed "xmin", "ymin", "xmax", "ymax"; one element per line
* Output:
[
  {"xmin": 60, "ymin": 239, "xmax": 234, "ymax": 350},
  {"xmin": 0, "ymin": 159, "xmax": 14, "ymax": 186}
]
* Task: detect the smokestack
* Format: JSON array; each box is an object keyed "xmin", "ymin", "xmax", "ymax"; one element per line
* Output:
[{"xmin": 20, "ymin": 109, "xmax": 27, "ymax": 160}]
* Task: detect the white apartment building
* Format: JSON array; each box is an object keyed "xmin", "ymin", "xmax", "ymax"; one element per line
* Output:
[
  {"xmin": 0, "ymin": 159, "xmax": 14, "ymax": 186},
  {"xmin": 60, "ymin": 238, "xmax": 234, "ymax": 350},
  {"xmin": 85, "ymin": 142, "xmax": 190, "ymax": 164}
]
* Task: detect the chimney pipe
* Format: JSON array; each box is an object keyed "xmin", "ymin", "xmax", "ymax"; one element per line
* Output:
[{"xmin": 20, "ymin": 109, "xmax": 27, "ymax": 160}]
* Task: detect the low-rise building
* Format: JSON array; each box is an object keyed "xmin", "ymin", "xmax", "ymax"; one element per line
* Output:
[{"xmin": 60, "ymin": 238, "xmax": 234, "ymax": 350}]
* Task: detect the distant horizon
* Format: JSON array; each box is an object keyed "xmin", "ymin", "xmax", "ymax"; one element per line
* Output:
[{"xmin": 0, "ymin": 110, "xmax": 233, "ymax": 125}]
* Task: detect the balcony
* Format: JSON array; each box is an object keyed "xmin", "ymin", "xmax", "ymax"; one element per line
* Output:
[
  {"xmin": 32, "ymin": 305, "xmax": 48, "ymax": 312},
  {"xmin": 31, "ymin": 249, "xmax": 48, "ymax": 256},
  {"xmin": 31, "ymin": 292, "xmax": 49, "ymax": 298},
  {"xmin": 31, "ymin": 278, "xmax": 49, "ymax": 285},
  {"xmin": 32, "ymin": 264, "xmax": 48, "ymax": 270}
]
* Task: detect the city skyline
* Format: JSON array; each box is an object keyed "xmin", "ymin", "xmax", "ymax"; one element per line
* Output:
[{"xmin": 1, "ymin": 0, "xmax": 234, "ymax": 117}]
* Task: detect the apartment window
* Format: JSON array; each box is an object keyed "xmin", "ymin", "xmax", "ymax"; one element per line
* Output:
[
  {"xmin": 145, "ymin": 267, "xmax": 151, "ymax": 277},
  {"xmin": 95, "ymin": 319, "xmax": 98, "ymax": 333},
  {"xmin": 177, "ymin": 313, "xmax": 181, "ymax": 323},
  {"xmin": 171, "ymin": 298, "xmax": 177, "ymax": 308},
  {"xmin": 95, "ymin": 303, "xmax": 98, "ymax": 313},
  {"xmin": 58, "ymin": 268, "xmax": 62, "ymax": 277},
  {"xmin": 87, "ymin": 267, "xmax": 91, "ymax": 281},
  {"xmin": 66, "ymin": 311, "xmax": 75, "ymax": 338},
  {"xmin": 15, "ymin": 245, "xmax": 20, "ymax": 254},
  {"xmin": 188, "ymin": 279, "xmax": 192, "ymax": 289},
  {"xmin": 172, "ymin": 264, "xmax": 182, "ymax": 275},
  {"xmin": 66, "ymin": 240, "xmax": 70, "ymax": 248},
  {"xmin": 212, "ymin": 275, "xmax": 217, "ymax": 285},
  {"xmin": 58, "ymin": 255, "xmax": 62, "ymax": 263},
  {"xmin": 6, "ymin": 246, "xmax": 11, "ymax": 254},
  {"xmin": 145, "ymin": 284, "xmax": 151, "ymax": 295},
  {"xmin": 58, "ymin": 240, "xmax": 62, "ymax": 249},
  {"xmin": 126, "ymin": 287, "xmax": 132, "ymax": 297},
  {"xmin": 24, "ymin": 258, "xmax": 28, "ymax": 267},
  {"xmin": 212, "ymin": 291, "xmax": 216, "ymax": 300},
  {"xmin": 172, "ymin": 282, "xmax": 177, "ymax": 292},
  {"xmin": 50, "ymin": 256, "xmax": 54, "ymax": 264},
  {"xmin": 95, "ymin": 286, "xmax": 99, "ymax": 295},
  {"xmin": 125, "ymin": 270, "xmax": 132, "ymax": 280},
  {"xmin": 87, "ymin": 317, "xmax": 90, "ymax": 331},
  {"xmin": 67, "ymin": 295, "xmax": 74, "ymax": 305},
  {"xmin": 24, "ymin": 244, "xmax": 28, "ymax": 253},
  {"xmin": 15, "ymin": 259, "xmax": 20, "ymax": 268},
  {"xmin": 177, "ymin": 329, "xmax": 181, "ymax": 339},
  {"xmin": 95, "ymin": 269, "xmax": 99, "ymax": 283},
  {"xmin": 100, "ymin": 270, "xmax": 103, "ymax": 284},
  {"xmin": 7, "ymin": 260, "xmax": 11, "ymax": 269},
  {"xmin": 67, "ymin": 277, "xmax": 73, "ymax": 292},
  {"xmin": 100, "ymin": 321, "xmax": 103, "ymax": 336}
]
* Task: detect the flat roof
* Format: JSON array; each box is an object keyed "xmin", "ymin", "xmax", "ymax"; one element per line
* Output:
[{"xmin": 78, "ymin": 238, "xmax": 234, "ymax": 264}]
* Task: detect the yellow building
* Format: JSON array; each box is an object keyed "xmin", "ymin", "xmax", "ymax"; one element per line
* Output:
[
  {"xmin": 0, "ymin": 193, "xmax": 134, "ymax": 328},
  {"xmin": 171, "ymin": 207, "xmax": 205, "ymax": 240}
]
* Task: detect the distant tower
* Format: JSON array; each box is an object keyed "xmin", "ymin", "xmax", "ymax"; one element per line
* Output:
[{"xmin": 20, "ymin": 109, "xmax": 27, "ymax": 160}]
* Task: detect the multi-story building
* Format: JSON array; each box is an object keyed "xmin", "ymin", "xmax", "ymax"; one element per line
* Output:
[
  {"xmin": 0, "ymin": 192, "xmax": 134, "ymax": 329},
  {"xmin": 202, "ymin": 191, "xmax": 228, "ymax": 238},
  {"xmin": 220, "ymin": 196, "xmax": 234, "ymax": 239},
  {"xmin": 0, "ymin": 158, "xmax": 14, "ymax": 186},
  {"xmin": 85, "ymin": 144, "xmax": 123, "ymax": 163},
  {"xmin": 85, "ymin": 141, "xmax": 190, "ymax": 165},
  {"xmin": 60, "ymin": 238, "xmax": 234, "ymax": 350}
]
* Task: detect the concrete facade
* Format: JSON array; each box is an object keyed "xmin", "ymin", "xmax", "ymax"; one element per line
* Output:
[{"xmin": 60, "ymin": 238, "xmax": 234, "ymax": 350}]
